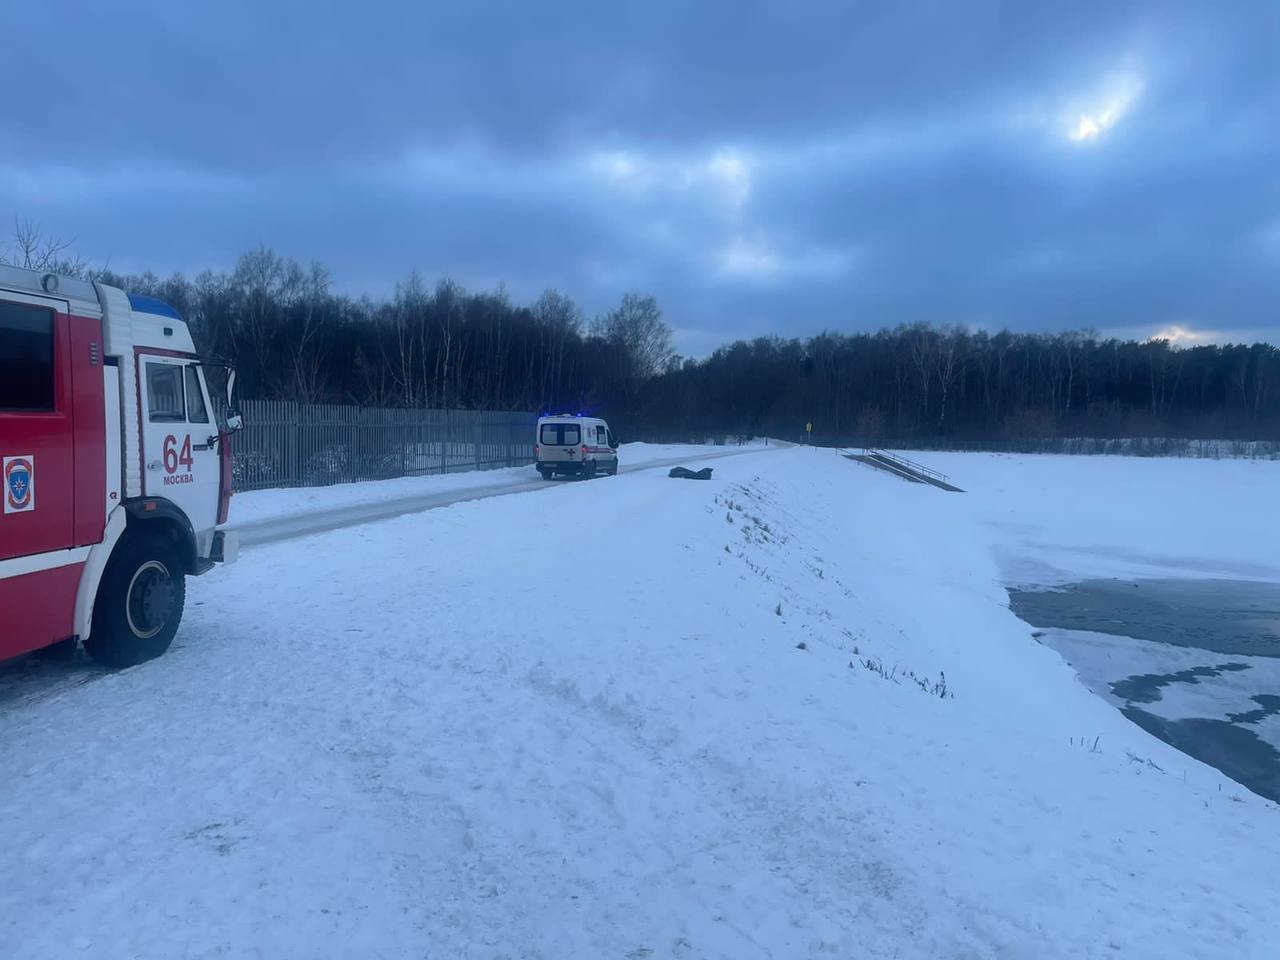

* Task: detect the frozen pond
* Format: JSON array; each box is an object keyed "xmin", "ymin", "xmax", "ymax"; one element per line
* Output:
[
  {"xmin": 1009, "ymin": 579, "xmax": 1280, "ymax": 803},
  {"xmin": 1008, "ymin": 578, "xmax": 1280, "ymax": 656}
]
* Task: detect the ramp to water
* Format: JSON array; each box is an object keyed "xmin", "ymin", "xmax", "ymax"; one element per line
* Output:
[
  {"xmin": 844, "ymin": 449, "xmax": 964, "ymax": 492},
  {"xmin": 846, "ymin": 453, "xmax": 923, "ymax": 484}
]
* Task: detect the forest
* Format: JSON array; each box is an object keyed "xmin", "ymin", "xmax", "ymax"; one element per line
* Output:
[{"xmin": 5, "ymin": 231, "xmax": 1278, "ymax": 444}]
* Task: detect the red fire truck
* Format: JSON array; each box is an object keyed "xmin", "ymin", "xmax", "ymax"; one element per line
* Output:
[{"xmin": 0, "ymin": 265, "xmax": 242, "ymax": 667}]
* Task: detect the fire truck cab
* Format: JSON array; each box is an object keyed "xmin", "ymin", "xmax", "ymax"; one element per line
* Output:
[{"xmin": 0, "ymin": 265, "xmax": 241, "ymax": 667}]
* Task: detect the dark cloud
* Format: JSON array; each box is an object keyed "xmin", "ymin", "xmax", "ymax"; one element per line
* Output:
[{"xmin": 4, "ymin": 0, "xmax": 1278, "ymax": 350}]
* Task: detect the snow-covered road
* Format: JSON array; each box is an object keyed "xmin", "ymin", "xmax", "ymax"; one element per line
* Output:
[
  {"xmin": 233, "ymin": 443, "xmax": 769, "ymax": 547},
  {"xmin": 4, "ymin": 447, "xmax": 1279, "ymax": 959}
]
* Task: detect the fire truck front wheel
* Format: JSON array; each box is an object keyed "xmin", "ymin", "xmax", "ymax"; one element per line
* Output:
[{"xmin": 85, "ymin": 535, "xmax": 187, "ymax": 668}]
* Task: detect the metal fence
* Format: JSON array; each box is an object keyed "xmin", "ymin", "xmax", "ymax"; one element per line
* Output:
[{"xmin": 230, "ymin": 401, "xmax": 538, "ymax": 491}]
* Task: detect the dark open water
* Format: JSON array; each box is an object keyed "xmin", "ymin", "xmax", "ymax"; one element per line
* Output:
[{"xmin": 1009, "ymin": 579, "xmax": 1280, "ymax": 803}]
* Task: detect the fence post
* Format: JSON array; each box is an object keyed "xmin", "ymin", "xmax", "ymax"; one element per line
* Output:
[
  {"xmin": 440, "ymin": 410, "xmax": 448, "ymax": 474},
  {"xmin": 287, "ymin": 401, "xmax": 298, "ymax": 487}
]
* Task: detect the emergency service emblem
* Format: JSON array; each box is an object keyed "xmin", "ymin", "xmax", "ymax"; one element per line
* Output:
[{"xmin": 4, "ymin": 455, "xmax": 34, "ymax": 514}]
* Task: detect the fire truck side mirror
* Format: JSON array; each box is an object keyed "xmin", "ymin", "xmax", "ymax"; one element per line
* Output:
[{"xmin": 222, "ymin": 367, "xmax": 243, "ymax": 432}]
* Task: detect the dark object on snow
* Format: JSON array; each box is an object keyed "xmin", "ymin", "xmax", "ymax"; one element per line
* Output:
[{"xmin": 668, "ymin": 466, "xmax": 713, "ymax": 480}]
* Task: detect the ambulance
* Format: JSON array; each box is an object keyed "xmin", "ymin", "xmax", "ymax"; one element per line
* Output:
[
  {"xmin": 0, "ymin": 265, "xmax": 242, "ymax": 667},
  {"xmin": 534, "ymin": 414, "xmax": 618, "ymax": 478}
]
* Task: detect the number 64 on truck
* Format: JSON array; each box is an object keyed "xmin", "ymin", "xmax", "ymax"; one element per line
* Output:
[{"xmin": 0, "ymin": 265, "xmax": 244, "ymax": 668}]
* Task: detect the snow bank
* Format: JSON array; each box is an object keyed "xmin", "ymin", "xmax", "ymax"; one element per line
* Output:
[{"xmin": 3, "ymin": 447, "xmax": 1277, "ymax": 958}]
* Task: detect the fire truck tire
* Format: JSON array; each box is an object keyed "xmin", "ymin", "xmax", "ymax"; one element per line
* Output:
[{"xmin": 85, "ymin": 535, "xmax": 187, "ymax": 668}]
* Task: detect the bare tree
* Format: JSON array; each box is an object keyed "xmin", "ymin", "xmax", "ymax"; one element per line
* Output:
[
  {"xmin": 592, "ymin": 293, "xmax": 674, "ymax": 379},
  {"xmin": 906, "ymin": 323, "xmax": 935, "ymax": 426},
  {"xmin": 933, "ymin": 326, "xmax": 966, "ymax": 427},
  {"xmin": 434, "ymin": 278, "xmax": 464, "ymax": 409},
  {"xmin": 532, "ymin": 289, "xmax": 584, "ymax": 403},
  {"xmin": 0, "ymin": 218, "xmax": 88, "ymax": 277},
  {"xmin": 229, "ymin": 248, "xmax": 292, "ymax": 394},
  {"xmin": 288, "ymin": 262, "xmax": 332, "ymax": 403},
  {"xmin": 388, "ymin": 271, "xmax": 428, "ymax": 407}
]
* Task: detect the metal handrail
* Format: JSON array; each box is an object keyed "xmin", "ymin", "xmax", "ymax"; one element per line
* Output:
[
  {"xmin": 850, "ymin": 452, "xmax": 923, "ymax": 483},
  {"xmin": 862, "ymin": 447, "xmax": 950, "ymax": 484}
]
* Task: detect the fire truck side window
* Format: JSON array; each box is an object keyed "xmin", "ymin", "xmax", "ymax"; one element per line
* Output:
[
  {"xmin": 146, "ymin": 363, "xmax": 186, "ymax": 422},
  {"xmin": 0, "ymin": 301, "xmax": 55, "ymax": 411},
  {"xmin": 184, "ymin": 366, "xmax": 209, "ymax": 423}
]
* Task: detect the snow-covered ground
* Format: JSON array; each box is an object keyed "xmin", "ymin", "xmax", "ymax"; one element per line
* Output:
[
  {"xmin": 3, "ymin": 447, "xmax": 1278, "ymax": 958},
  {"xmin": 902, "ymin": 450, "xmax": 1280, "ymax": 585},
  {"xmin": 231, "ymin": 441, "xmax": 766, "ymax": 526}
]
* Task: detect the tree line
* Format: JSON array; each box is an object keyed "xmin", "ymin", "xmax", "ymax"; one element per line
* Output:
[
  {"xmin": 642, "ymin": 327, "xmax": 1280, "ymax": 444},
  {"xmin": 93, "ymin": 250, "xmax": 678, "ymax": 420},
  {"xmin": 4, "ymin": 226, "xmax": 1278, "ymax": 442}
]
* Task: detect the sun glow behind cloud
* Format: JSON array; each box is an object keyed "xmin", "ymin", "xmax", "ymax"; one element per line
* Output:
[
  {"xmin": 1065, "ymin": 74, "xmax": 1142, "ymax": 142},
  {"xmin": 1148, "ymin": 324, "xmax": 1212, "ymax": 346}
]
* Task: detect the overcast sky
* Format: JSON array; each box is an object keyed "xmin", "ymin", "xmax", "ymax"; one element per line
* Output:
[{"xmin": 4, "ymin": 1, "xmax": 1278, "ymax": 354}]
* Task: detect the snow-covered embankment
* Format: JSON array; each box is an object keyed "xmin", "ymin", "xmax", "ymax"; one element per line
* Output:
[{"xmin": 2, "ymin": 446, "xmax": 1276, "ymax": 958}]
